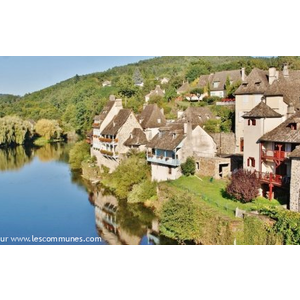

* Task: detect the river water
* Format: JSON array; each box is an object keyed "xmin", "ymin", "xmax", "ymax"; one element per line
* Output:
[{"xmin": 0, "ymin": 144, "xmax": 161, "ymax": 245}]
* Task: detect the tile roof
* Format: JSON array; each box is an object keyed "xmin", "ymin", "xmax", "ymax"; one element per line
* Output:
[
  {"xmin": 93, "ymin": 100, "xmax": 115, "ymax": 127},
  {"xmin": 146, "ymin": 85, "xmax": 165, "ymax": 99},
  {"xmin": 289, "ymin": 146, "xmax": 300, "ymax": 158},
  {"xmin": 243, "ymin": 100, "xmax": 282, "ymax": 118},
  {"xmin": 210, "ymin": 70, "xmax": 242, "ymax": 91}
]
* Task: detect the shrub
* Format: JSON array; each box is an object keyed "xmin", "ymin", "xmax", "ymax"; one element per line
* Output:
[
  {"xmin": 35, "ymin": 119, "xmax": 63, "ymax": 140},
  {"xmin": 69, "ymin": 141, "xmax": 90, "ymax": 170},
  {"xmin": 181, "ymin": 157, "xmax": 196, "ymax": 176},
  {"xmin": 226, "ymin": 169, "xmax": 260, "ymax": 203}
]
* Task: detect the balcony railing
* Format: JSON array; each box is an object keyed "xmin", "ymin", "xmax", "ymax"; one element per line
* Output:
[
  {"xmin": 100, "ymin": 149, "xmax": 118, "ymax": 159},
  {"xmin": 99, "ymin": 137, "xmax": 118, "ymax": 144},
  {"xmin": 147, "ymin": 155, "xmax": 180, "ymax": 166},
  {"xmin": 255, "ymin": 171, "xmax": 286, "ymax": 187},
  {"xmin": 261, "ymin": 150, "xmax": 290, "ymax": 161}
]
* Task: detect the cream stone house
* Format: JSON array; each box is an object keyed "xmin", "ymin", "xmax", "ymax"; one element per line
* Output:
[
  {"xmin": 198, "ymin": 69, "xmax": 245, "ymax": 99},
  {"xmin": 146, "ymin": 120, "xmax": 217, "ymax": 182},
  {"xmin": 234, "ymin": 65, "xmax": 300, "ymax": 154}
]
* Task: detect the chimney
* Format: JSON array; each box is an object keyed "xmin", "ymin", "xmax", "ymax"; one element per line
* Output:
[
  {"xmin": 177, "ymin": 111, "xmax": 184, "ymax": 119},
  {"xmin": 268, "ymin": 67, "xmax": 277, "ymax": 85},
  {"xmin": 115, "ymin": 98, "xmax": 123, "ymax": 108},
  {"xmin": 160, "ymin": 108, "xmax": 164, "ymax": 115},
  {"xmin": 283, "ymin": 64, "xmax": 289, "ymax": 78},
  {"xmin": 109, "ymin": 95, "xmax": 116, "ymax": 101},
  {"xmin": 287, "ymin": 104, "xmax": 295, "ymax": 118},
  {"xmin": 241, "ymin": 67, "xmax": 246, "ymax": 81}
]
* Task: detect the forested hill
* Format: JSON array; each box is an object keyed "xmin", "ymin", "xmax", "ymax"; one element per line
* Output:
[{"xmin": 1, "ymin": 56, "xmax": 300, "ymax": 133}]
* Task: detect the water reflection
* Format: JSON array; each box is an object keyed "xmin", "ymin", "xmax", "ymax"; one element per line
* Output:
[
  {"xmin": 92, "ymin": 189, "xmax": 160, "ymax": 245},
  {"xmin": 0, "ymin": 146, "xmax": 34, "ymax": 171}
]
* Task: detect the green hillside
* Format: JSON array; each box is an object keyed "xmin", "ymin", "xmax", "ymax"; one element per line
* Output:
[{"xmin": 1, "ymin": 56, "xmax": 299, "ymax": 134}]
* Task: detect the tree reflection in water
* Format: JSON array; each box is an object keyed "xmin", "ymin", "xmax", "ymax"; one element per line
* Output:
[{"xmin": 0, "ymin": 146, "xmax": 33, "ymax": 171}]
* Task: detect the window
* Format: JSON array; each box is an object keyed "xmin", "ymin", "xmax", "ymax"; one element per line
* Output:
[
  {"xmin": 213, "ymin": 81, "xmax": 219, "ymax": 88},
  {"xmin": 157, "ymin": 118, "xmax": 161, "ymax": 124},
  {"xmin": 168, "ymin": 167, "xmax": 172, "ymax": 175},
  {"xmin": 289, "ymin": 123, "xmax": 297, "ymax": 130},
  {"xmin": 196, "ymin": 162, "xmax": 200, "ymax": 170},
  {"xmin": 240, "ymin": 138, "xmax": 244, "ymax": 152},
  {"xmin": 247, "ymin": 157, "xmax": 255, "ymax": 168},
  {"xmin": 247, "ymin": 119, "xmax": 256, "ymax": 126}
]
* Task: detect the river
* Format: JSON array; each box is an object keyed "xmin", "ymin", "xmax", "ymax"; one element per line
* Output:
[{"xmin": 0, "ymin": 144, "xmax": 162, "ymax": 245}]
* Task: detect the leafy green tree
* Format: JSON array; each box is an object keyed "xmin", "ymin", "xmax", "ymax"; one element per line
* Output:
[
  {"xmin": 69, "ymin": 141, "xmax": 90, "ymax": 170},
  {"xmin": 0, "ymin": 116, "xmax": 34, "ymax": 146},
  {"xmin": 118, "ymin": 75, "xmax": 139, "ymax": 98},
  {"xmin": 127, "ymin": 180, "xmax": 157, "ymax": 203},
  {"xmin": 34, "ymin": 119, "xmax": 63, "ymax": 140},
  {"xmin": 181, "ymin": 157, "xmax": 196, "ymax": 176},
  {"xmin": 186, "ymin": 59, "xmax": 212, "ymax": 82},
  {"xmin": 164, "ymin": 87, "xmax": 177, "ymax": 102},
  {"xmin": 160, "ymin": 195, "xmax": 203, "ymax": 244},
  {"xmin": 102, "ymin": 155, "xmax": 150, "ymax": 199}
]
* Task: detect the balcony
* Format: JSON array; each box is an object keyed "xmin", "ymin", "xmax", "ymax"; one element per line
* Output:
[
  {"xmin": 261, "ymin": 150, "xmax": 290, "ymax": 161},
  {"xmin": 147, "ymin": 154, "xmax": 180, "ymax": 166},
  {"xmin": 99, "ymin": 137, "xmax": 118, "ymax": 144},
  {"xmin": 100, "ymin": 149, "xmax": 118, "ymax": 159},
  {"xmin": 256, "ymin": 171, "xmax": 284, "ymax": 187}
]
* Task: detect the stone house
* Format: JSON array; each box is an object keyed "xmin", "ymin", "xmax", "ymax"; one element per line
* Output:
[
  {"xmin": 137, "ymin": 104, "xmax": 166, "ymax": 140},
  {"xmin": 124, "ymin": 128, "xmax": 148, "ymax": 152},
  {"xmin": 146, "ymin": 120, "xmax": 217, "ymax": 182},
  {"xmin": 176, "ymin": 81, "xmax": 190, "ymax": 95},
  {"xmin": 256, "ymin": 111, "xmax": 300, "ymax": 204},
  {"xmin": 198, "ymin": 69, "xmax": 245, "ymax": 99},
  {"xmin": 92, "ymin": 95, "xmax": 123, "ymax": 151},
  {"xmin": 145, "ymin": 85, "xmax": 165, "ymax": 102},
  {"xmin": 234, "ymin": 65, "xmax": 300, "ymax": 154},
  {"xmin": 99, "ymin": 109, "xmax": 143, "ymax": 159}
]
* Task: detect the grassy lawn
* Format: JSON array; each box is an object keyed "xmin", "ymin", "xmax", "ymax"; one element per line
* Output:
[{"xmin": 167, "ymin": 176, "xmax": 282, "ymax": 218}]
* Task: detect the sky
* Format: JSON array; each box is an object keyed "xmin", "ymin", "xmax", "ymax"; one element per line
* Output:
[{"xmin": 0, "ymin": 56, "xmax": 155, "ymax": 96}]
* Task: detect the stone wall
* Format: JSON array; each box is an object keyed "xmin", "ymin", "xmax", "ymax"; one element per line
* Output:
[
  {"xmin": 290, "ymin": 158, "xmax": 300, "ymax": 212},
  {"xmin": 91, "ymin": 148, "xmax": 119, "ymax": 173},
  {"xmin": 195, "ymin": 156, "xmax": 231, "ymax": 179},
  {"xmin": 210, "ymin": 132, "xmax": 236, "ymax": 155}
]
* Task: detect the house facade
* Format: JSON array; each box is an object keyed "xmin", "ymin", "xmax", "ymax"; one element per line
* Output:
[
  {"xmin": 198, "ymin": 69, "xmax": 245, "ymax": 99},
  {"xmin": 234, "ymin": 65, "xmax": 300, "ymax": 154},
  {"xmin": 146, "ymin": 121, "xmax": 217, "ymax": 182}
]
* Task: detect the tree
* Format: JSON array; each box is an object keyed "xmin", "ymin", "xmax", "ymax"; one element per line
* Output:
[
  {"xmin": 181, "ymin": 157, "xmax": 196, "ymax": 176},
  {"xmin": 164, "ymin": 87, "xmax": 177, "ymax": 102},
  {"xmin": 226, "ymin": 169, "xmax": 260, "ymax": 203},
  {"xmin": 160, "ymin": 195, "xmax": 203, "ymax": 244},
  {"xmin": 34, "ymin": 119, "xmax": 63, "ymax": 140},
  {"xmin": 133, "ymin": 68, "xmax": 143, "ymax": 85},
  {"xmin": 118, "ymin": 75, "xmax": 139, "ymax": 98},
  {"xmin": 185, "ymin": 59, "xmax": 212, "ymax": 82},
  {"xmin": 0, "ymin": 116, "xmax": 34, "ymax": 146},
  {"xmin": 69, "ymin": 141, "xmax": 90, "ymax": 170}
]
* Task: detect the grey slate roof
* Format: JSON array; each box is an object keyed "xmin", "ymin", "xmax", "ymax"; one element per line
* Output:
[
  {"xmin": 259, "ymin": 111, "xmax": 300, "ymax": 143},
  {"xmin": 138, "ymin": 104, "xmax": 166, "ymax": 129},
  {"xmin": 235, "ymin": 68, "xmax": 269, "ymax": 95},
  {"xmin": 101, "ymin": 109, "xmax": 132, "ymax": 136},
  {"xmin": 177, "ymin": 82, "xmax": 190, "ymax": 94},
  {"xmin": 243, "ymin": 101, "xmax": 282, "ymax": 119},
  {"xmin": 124, "ymin": 128, "xmax": 148, "ymax": 147},
  {"xmin": 146, "ymin": 122, "xmax": 185, "ymax": 151}
]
